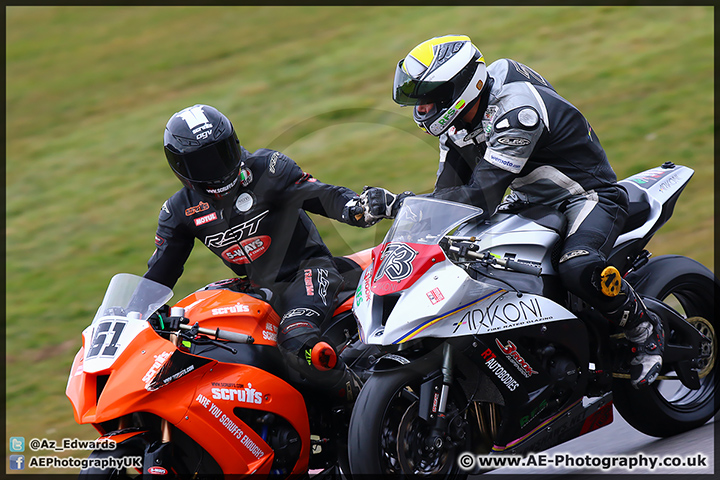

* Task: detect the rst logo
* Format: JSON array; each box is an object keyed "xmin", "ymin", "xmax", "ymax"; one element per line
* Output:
[{"xmin": 204, "ymin": 210, "xmax": 269, "ymax": 248}]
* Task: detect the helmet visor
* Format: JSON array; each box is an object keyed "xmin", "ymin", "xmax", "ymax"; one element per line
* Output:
[
  {"xmin": 393, "ymin": 60, "xmax": 454, "ymax": 107},
  {"xmin": 166, "ymin": 131, "xmax": 242, "ymax": 182}
]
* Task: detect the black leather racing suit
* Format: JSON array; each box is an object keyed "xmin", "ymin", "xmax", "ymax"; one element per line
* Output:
[
  {"xmin": 144, "ymin": 147, "xmax": 359, "ymax": 367},
  {"xmin": 431, "ymin": 58, "xmax": 629, "ymax": 313}
]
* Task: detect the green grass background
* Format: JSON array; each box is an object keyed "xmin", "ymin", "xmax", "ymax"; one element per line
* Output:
[{"xmin": 6, "ymin": 6, "xmax": 714, "ymax": 474}]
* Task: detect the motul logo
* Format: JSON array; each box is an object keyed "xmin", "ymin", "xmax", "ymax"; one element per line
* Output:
[
  {"xmin": 147, "ymin": 466, "xmax": 168, "ymax": 475},
  {"xmin": 194, "ymin": 212, "xmax": 217, "ymax": 226},
  {"xmin": 495, "ymin": 339, "xmax": 539, "ymax": 377}
]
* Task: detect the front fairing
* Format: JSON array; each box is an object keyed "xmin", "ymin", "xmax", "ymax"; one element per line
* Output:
[{"xmin": 353, "ymin": 198, "xmax": 576, "ymax": 346}]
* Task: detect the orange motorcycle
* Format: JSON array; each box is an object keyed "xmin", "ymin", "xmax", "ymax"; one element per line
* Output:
[{"xmin": 66, "ymin": 252, "xmax": 374, "ymax": 478}]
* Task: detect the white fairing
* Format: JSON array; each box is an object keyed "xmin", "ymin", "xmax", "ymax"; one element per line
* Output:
[
  {"xmin": 355, "ymin": 259, "xmax": 575, "ymax": 346},
  {"xmin": 353, "ymin": 165, "xmax": 694, "ymax": 348},
  {"xmin": 615, "ymin": 165, "xmax": 694, "ymax": 246}
]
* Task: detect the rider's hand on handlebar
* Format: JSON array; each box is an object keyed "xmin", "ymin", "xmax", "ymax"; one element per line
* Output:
[
  {"xmin": 360, "ymin": 187, "xmax": 414, "ymax": 223},
  {"xmin": 342, "ymin": 197, "xmax": 376, "ymax": 227}
]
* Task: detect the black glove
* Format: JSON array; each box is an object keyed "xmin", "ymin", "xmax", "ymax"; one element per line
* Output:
[
  {"xmin": 342, "ymin": 197, "xmax": 375, "ymax": 227},
  {"xmin": 361, "ymin": 187, "xmax": 414, "ymax": 222}
]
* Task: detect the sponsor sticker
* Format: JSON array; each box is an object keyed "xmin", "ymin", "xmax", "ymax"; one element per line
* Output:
[
  {"xmin": 497, "ymin": 136, "xmax": 531, "ymax": 146},
  {"xmin": 194, "ymin": 212, "xmax": 218, "ymax": 226},
  {"xmin": 185, "ymin": 201, "xmax": 210, "ymax": 216},
  {"xmin": 481, "ymin": 348, "xmax": 519, "ymax": 391},
  {"xmin": 427, "ymin": 287, "xmax": 445, "ymax": 305},
  {"xmin": 495, "ymin": 338, "xmax": 539, "ymax": 377},
  {"xmin": 304, "ymin": 269, "xmax": 314, "ymax": 296},
  {"xmin": 221, "ymin": 235, "xmax": 271, "ymax": 264},
  {"xmin": 211, "ymin": 304, "xmax": 250, "ymax": 315}
]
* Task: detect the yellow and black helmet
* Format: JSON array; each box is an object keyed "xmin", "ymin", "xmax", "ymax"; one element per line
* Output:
[{"xmin": 393, "ymin": 35, "xmax": 487, "ymax": 136}]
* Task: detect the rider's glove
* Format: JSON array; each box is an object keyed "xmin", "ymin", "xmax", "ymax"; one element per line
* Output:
[
  {"xmin": 361, "ymin": 187, "xmax": 415, "ymax": 222},
  {"xmin": 342, "ymin": 197, "xmax": 375, "ymax": 227}
]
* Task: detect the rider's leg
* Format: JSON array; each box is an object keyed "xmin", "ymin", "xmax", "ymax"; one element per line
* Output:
[
  {"xmin": 557, "ymin": 186, "xmax": 663, "ymax": 389},
  {"xmin": 276, "ymin": 262, "xmax": 361, "ymax": 402}
]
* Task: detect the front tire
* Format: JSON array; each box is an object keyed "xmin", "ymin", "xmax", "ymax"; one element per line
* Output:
[
  {"xmin": 348, "ymin": 361, "xmax": 470, "ymax": 478},
  {"xmin": 613, "ymin": 256, "xmax": 719, "ymax": 437}
]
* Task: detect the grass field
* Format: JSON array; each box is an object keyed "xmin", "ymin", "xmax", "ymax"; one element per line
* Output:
[{"xmin": 6, "ymin": 6, "xmax": 713, "ymax": 474}]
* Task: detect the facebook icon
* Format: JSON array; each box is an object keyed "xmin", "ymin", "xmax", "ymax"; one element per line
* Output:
[{"xmin": 10, "ymin": 455, "xmax": 25, "ymax": 470}]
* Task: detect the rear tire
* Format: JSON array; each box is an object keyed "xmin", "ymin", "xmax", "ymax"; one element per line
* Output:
[{"xmin": 614, "ymin": 256, "xmax": 719, "ymax": 437}]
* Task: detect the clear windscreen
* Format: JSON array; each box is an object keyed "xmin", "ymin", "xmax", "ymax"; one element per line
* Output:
[
  {"xmin": 92, "ymin": 273, "xmax": 173, "ymax": 325},
  {"xmin": 383, "ymin": 197, "xmax": 484, "ymax": 245}
]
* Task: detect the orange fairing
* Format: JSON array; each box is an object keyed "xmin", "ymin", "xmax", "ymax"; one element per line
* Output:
[
  {"xmin": 176, "ymin": 289, "xmax": 281, "ymax": 345},
  {"xmin": 345, "ymin": 247, "xmax": 373, "ymax": 271},
  {"xmin": 178, "ymin": 363, "xmax": 310, "ymax": 475}
]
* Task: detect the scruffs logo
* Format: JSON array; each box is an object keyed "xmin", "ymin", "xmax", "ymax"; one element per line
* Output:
[
  {"xmin": 495, "ymin": 339, "xmax": 539, "ymax": 378},
  {"xmin": 211, "ymin": 303, "xmax": 250, "ymax": 315},
  {"xmin": 211, "ymin": 383, "xmax": 263, "ymax": 404},
  {"xmin": 194, "ymin": 212, "xmax": 217, "ymax": 226},
  {"xmin": 142, "ymin": 351, "xmax": 172, "ymax": 384}
]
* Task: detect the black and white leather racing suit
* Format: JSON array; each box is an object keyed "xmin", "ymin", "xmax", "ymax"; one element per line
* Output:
[
  {"xmin": 144, "ymin": 147, "xmax": 360, "ymax": 385},
  {"xmin": 431, "ymin": 58, "xmax": 629, "ymax": 313}
]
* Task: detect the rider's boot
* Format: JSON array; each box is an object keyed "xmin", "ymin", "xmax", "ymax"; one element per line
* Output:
[{"xmin": 600, "ymin": 266, "xmax": 665, "ymax": 389}]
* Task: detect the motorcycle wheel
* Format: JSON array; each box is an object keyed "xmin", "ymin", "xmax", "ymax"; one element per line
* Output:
[
  {"xmin": 613, "ymin": 257, "xmax": 719, "ymax": 437},
  {"xmin": 348, "ymin": 363, "xmax": 469, "ymax": 478},
  {"xmin": 78, "ymin": 443, "xmax": 142, "ymax": 478}
]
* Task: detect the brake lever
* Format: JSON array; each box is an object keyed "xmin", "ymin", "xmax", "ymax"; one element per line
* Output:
[{"xmin": 178, "ymin": 322, "xmax": 238, "ymax": 355}]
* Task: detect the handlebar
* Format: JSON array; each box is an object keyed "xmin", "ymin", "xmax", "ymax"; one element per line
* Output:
[
  {"xmin": 178, "ymin": 323, "xmax": 254, "ymax": 344},
  {"xmin": 446, "ymin": 243, "xmax": 543, "ymax": 277}
]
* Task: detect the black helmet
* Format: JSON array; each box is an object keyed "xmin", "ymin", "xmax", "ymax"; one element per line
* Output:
[
  {"xmin": 393, "ymin": 35, "xmax": 487, "ymax": 136},
  {"xmin": 164, "ymin": 104, "xmax": 245, "ymax": 199}
]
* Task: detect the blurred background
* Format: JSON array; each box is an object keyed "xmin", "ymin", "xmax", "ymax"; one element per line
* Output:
[{"xmin": 6, "ymin": 6, "xmax": 713, "ymax": 474}]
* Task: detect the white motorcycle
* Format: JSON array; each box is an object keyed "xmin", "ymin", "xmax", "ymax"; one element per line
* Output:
[{"xmin": 348, "ymin": 162, "xmax": 717, "ymax": 477}]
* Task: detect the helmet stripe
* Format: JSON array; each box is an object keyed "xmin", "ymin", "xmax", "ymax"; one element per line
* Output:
[{"xmin": 408, "ymin": 35, "xmax": 470, "ymax": 68}]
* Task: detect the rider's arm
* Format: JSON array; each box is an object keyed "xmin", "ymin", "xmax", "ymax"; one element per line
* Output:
[
  {"xmin": 430, "ymin": 134, "xmax": 515, "ymax": 214},
  {"xmin": 143, "ymin": 197, "xmax": 195, "ymax": 289},
  {"xmin": 266, "ymin": 150, "xmax": 363, "ymax": 224}
]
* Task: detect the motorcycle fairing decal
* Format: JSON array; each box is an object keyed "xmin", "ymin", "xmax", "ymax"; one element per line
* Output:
[
  {"xmin": 392, "ymin": 288, "xmax": 505, "ymax": 344},
  {"xmin": 625, "ymin": 166, "xmax": 684, "ymax": 189},
  {"xmin": 145, "ymin": 350, "xmax": 212, "ymax": 391},
  {"xmin": 371, "ymin": 242, "xmax": 446, "ymax": 296},
  {"xmin": 83, "ymin": 317, "xmax": 151, "ymax": 374}
]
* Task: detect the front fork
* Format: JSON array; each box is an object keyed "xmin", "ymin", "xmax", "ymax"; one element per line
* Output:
[{"xmin": 425, "ymin": 343, "xmax": 455, "ymax": 450}]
